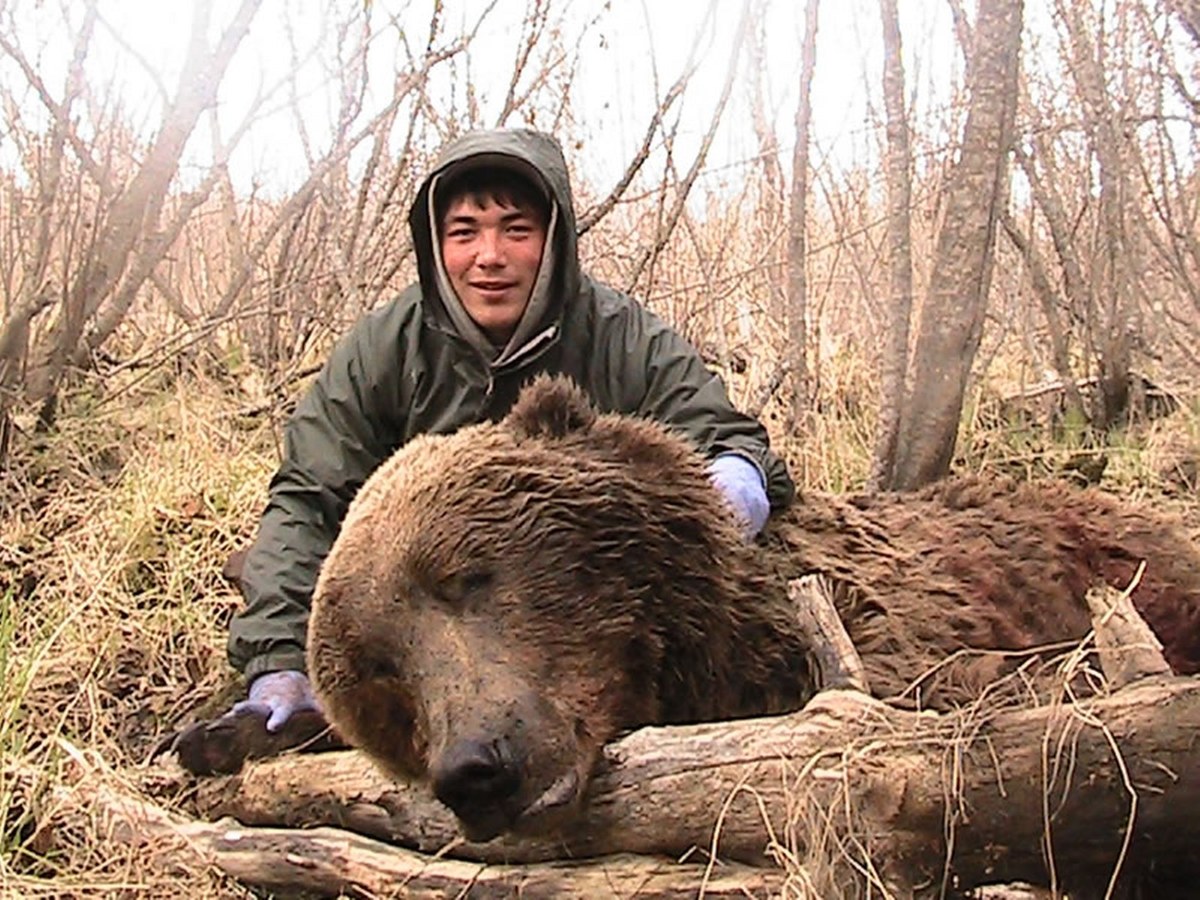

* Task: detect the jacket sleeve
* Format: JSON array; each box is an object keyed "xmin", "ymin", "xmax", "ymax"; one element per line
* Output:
[
  {"xmin": 226, "ymin": 320, "xmax": 401, "ymax": 679},
  {"xmin": 601, "ymin": 292, "xmax": 796, "ymax": 510}
]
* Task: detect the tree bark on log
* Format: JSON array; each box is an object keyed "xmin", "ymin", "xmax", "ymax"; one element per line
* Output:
[
  {"xmin": 184, "ymin": 678, "xmax": 1200, "ymax": 895},
  {"xmin": 1085, "ymin": 580, "xmax": 1174, "ymax": 688},
  {"xmin": 788, "ymin": 575, "xmax": 870, "ymax": 693},
  {"xmin": 63, "ymin": 764, "xmax": 785, "ymax": 898}
]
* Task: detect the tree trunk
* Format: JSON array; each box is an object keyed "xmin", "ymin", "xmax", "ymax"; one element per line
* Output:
[
  {"xmin": 891, "ymin": 0, "xmax": 1023, "ymax": 491},
  {"xmin": 868, "ymin": 0, "xmax": 914, "ymax": 491},
  {"xmin": 786, "ymin": 0, "xmax": 820, "ymax": 427},
  {"xmin": 1055, "ymin": 0, "xmax": 1135, "ymax": 429}
]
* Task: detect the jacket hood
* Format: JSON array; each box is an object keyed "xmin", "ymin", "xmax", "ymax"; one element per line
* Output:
[{"xmin": 408, "ymin": 129, "xmax": 582, "ymax": 360}]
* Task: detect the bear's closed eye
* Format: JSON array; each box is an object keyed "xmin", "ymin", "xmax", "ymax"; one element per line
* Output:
[{"xmin": 438, "ymin": 569, "xmax": 495, "ymax": 606}]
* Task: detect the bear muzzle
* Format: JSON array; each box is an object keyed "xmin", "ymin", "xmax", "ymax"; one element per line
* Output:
[
  {"xmin": 427, "ymin": 717, "xmax": 592, "ymax": 841},
  {"xmin": 431, "ymin": 735, "xmax": 523, "ymax": 839}
]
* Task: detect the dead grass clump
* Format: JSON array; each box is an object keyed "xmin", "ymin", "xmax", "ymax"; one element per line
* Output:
[
  {"xmin": 1, "ymin": 375, "xmax": 276, "ymax": 895},
  {"xmin": 2, "ymin": 746, "xmax": 249, "ymax": 899},
  {"xmin": 955, "ymin": 387, "xmax": 1200, "ymax": 532},
  {"xmin": 755, "ymin": 349, "xmax": 880, "ymax": 495},
  {"xmin": 1105, "ymin": 405, "xmax": 1200, "ymax": 523},
  {"xmin": 762, "ymin": 643, "xmax": 1120, "ymax": 899}
]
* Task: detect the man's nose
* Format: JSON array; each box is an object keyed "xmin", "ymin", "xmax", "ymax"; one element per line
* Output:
[{"xmin": 475, "ymin": 230, "xmax": 505, "ymax": 266}]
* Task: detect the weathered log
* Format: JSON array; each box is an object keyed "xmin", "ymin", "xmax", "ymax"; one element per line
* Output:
[
  {"xmin": 788, "ymin": 575, "xmax": 870, "ymax": 693},
  {"xmin": 185, "ymin": 678, "xmax": 1200, "ymax": 895},
  {"xmin": 61, "ymin": 758, "xmax": 785, "ymax": 898},
  {"xmin": 1085, "ymin": 577, "xmax": 1173, "ymax": 688}
]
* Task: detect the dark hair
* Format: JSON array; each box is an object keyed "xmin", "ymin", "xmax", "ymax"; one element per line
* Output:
[{"xmin": 435, "ymin": 166, "xmax": 550, "ymax": 231}]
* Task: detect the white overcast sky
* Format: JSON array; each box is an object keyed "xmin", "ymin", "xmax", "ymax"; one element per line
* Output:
[{"xmin": 3, "ymin": 0, "xmax": 963, "ymax": 196}]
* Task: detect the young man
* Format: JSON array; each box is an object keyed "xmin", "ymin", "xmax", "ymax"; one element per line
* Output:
[{"xmin": 226, "ymin": 128, "xmax": 794, "ymax": 731}]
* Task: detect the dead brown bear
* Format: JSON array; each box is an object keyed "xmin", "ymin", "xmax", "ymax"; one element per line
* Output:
[{"xmin": 307, "ymin": 375, "xmax": 1200, "ymax": 842}]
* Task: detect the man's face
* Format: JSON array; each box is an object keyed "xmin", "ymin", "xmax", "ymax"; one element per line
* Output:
[{"xmin": 440, "ymin": 196, "xmax": 547, "ymax": 344}]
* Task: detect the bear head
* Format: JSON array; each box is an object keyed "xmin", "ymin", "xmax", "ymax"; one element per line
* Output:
[{"xmin": 307, "ymin": 376, "xmax": 812, "ymax": 840}]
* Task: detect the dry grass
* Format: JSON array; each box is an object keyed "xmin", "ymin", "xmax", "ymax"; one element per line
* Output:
[
  {"xmin": 746, "ymin": 643, "xmax": 1132, "ymax": 900},
  {"xmin": 960, "ymin": 394, "xmax": 1200, "ymax": 533},
  {"xmin": 1, "ymin": 374, "xmax": 276, "ymax": 897},
  {"xmin": 1, "ymin": 367, "xmax": 1197, "ymax": 897}
]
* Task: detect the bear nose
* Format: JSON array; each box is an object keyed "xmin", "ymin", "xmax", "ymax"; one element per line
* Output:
[{"xmin": 431, "ymin": 737, "xmax": 522, "ymax": 823}]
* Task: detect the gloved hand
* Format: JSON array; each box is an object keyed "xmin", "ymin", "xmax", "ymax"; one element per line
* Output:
[
  {"xmin": 230, "ymin": 669, "xmax": 320, "ymax": 733},
  {"xmin": 708, "ymin": 453, "xmax": 771, "ymax": 539}
]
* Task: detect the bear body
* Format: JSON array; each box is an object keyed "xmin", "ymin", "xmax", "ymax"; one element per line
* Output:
[{"xmin": 307, "ymin": 376, "xmax": 1200, "ymax": 841}]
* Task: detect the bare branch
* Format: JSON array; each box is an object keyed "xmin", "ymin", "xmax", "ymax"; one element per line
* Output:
[
  {"xmin": 624, "ymin": 1, "xmax": 751, "ymax": 293},
  {"xmin": 575, "ymin": 17, "xmax": 701, "ymax": 237}
]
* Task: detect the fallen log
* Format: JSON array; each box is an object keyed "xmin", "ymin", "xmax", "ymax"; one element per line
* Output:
[
  {"xmin": 789, "ymin": 574, "xmax": 870, "ymax": 693},
  {"xmin": 158, "ymin": 577, "xmax": 1191, "ymax": 896},
  {"xmin": 1085, "ymin": 578, "xmax": 1173, "ymax": 688},
  {"xmin": 58, "ymin": 755, "xmax": 786, "ymax": 898},
  {"xmin": 185, "ymin": 677, "xmax": 1200, "ymax": 896}
]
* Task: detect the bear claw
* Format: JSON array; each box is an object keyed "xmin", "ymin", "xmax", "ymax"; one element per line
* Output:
[{"xmin": 154, "ymin": 707, "xmax": 345, "ymax": 776}]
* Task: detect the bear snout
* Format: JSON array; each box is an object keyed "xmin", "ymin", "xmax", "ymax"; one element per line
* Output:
[{"xmin": 431, "ymin": 735, "xmax": 523, "ymax": 839}]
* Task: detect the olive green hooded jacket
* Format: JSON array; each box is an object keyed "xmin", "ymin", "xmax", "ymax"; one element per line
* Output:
[{"xmin": 227, "ymin": 128, "xmax": 795, "ymax": 679}]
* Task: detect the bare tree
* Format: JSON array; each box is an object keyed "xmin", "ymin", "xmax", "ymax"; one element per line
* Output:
[
  {"xmin": 891, "ymin": 0, "xmax": 1023, "ymax": 491},
  {"xmin": 1133, "ymin": 2, "xmax": 1200, "ymax": 370},
  {"xmin": 624, "ymin": 0, "xmax": 747, "ymax": 296},
  {"xmin": 6, "ymin": 0, "xmax": 1196, "ymax": 476},
  {"xmin": 867, "ymin": 0, "xmax": 914, "ymax": 491},
  {"xmin": 1054, "ymin": 0, "xmax": 1136, "ymax": 427},
  {"xmin": 575, "ymin": 61, "xmax": 694, "ymax": 238},
  {"xmin": 0, "ymin": 0, "xmax": 262, "ymax": 441},
  {"xmin": 0, "ymin": 1, "xmax": 100, "ymax": 455},
  {"xmin": 786, "ymin": 0, "xmax": 821, "ymax": 426},
  {"xmin": 980, "ymin": 0, "xmax": 1200, "ymax": 432},
  {"xmin": 747, "ymin": 1, "xmax": 786, "ymax": 330},
  {"xmin": 999, "ymin": 204, "xmax": 1087, "ymax": 421}
]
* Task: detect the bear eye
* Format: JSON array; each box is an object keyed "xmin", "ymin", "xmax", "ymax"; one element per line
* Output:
[
  {"xmin": 461, "ymin": 569, "xmax": 493, "ymax": 594},
  {"xmin": 438, "ymin": 569, "xmax": 493, "ymax": 606}
]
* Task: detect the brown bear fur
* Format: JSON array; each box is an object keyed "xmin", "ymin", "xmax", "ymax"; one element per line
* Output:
[
  {"xmin": 769, "ymin": 475, "xmax": 1200, "ymax": 705},
  {"xmin": 307, "ymin": 376, "xmax": 1200, "ymax": 841}
]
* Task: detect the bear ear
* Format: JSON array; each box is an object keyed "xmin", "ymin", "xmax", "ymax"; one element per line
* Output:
[{"xmin": 504, "ymin": 375, "xmax": 597, "ymax": 440}]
